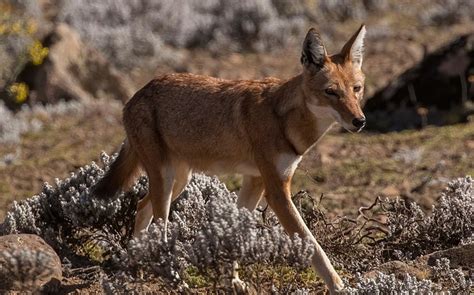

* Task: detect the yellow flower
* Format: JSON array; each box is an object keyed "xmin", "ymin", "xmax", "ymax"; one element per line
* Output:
[
  {"xmin": 26, "ymin": 20, "xmax": 37, "ymax": 35},
  {"xmin": 10, "ymin": 21, "xmax": 21, "ymax": 34},
  {"xmin": 9, "ymin": 82, "xmax": 29, "ymax": 104},
  {"xmin": 82, "ymin": 240, "xmax": 107, "ymax": 263},
  {"xmin": 28, "ymin": 40, "xmax": 49, "ymax": 65},
  {"xmin": 0, "ymin": 24, "xmax": 7, "ymax": 35}
]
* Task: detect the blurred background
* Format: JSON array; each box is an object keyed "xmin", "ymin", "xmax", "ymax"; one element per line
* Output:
[{"xmin": 0, "ymin": 0, "xmax": 473, "ymax": 219}]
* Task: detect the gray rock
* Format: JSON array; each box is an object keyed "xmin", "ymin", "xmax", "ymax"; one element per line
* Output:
[
  {"xmin": 426, "ymin": 243, "xmax": 474, "ymax": 268},
  {"xmin": 18, "ymin": 23, "xmax": 135, "ymax": 105},
  {"xmin": 0, "ymin": 234, "xmax": 62, "ymax": 291}
]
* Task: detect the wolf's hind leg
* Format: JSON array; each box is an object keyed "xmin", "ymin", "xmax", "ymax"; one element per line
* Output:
[
  {"xmin": 144, "ymin": 162, "xmax": 175, "ymax": 242},
  {"xmin": 171, "ymin": 161, "xmax": 192, "ymax": 201},
  {"xmin": 132, "ymin": 162, "xmax": 174, "ymax": 239},
  {"xmin": 127, "ymin": 122, "xmax": 175, "ymax": 240},
  {"xmin": 237, "ymin": 176, "xmax": 264, "ymax": 211},
  {"xmin": 132, "ymin": 160, "xmax": 190, "ymax": 237},
  {"xmin": 133, "ymin": 193, "xmax": 153, "ymax": 236}
]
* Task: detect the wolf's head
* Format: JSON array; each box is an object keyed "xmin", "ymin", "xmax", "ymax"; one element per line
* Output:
[{"xmin": 300, "ymin": 25, "xmax": 367, "ymax": 132}]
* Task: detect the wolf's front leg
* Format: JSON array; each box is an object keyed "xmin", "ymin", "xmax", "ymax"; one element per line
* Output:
[{"xmin": 259, "ymin": 165, "xmax": 344, "ymax": 294}]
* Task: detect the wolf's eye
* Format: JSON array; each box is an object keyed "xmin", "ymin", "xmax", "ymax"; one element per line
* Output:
[
  {"xmin": 353, "ymin": 85, "xmax": 362, "ymax": 93},
  {"xmin": 325, "ymin": 88, "xmax": 338, "ymax": 97}
]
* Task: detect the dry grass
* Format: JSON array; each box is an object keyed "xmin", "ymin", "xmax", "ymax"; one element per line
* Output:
[{"xmin": 0, "ymin": 99, "xmax": 124, "ymax": 219}]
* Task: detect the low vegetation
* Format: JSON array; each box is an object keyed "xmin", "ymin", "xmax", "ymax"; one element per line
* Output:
[
  {"xmin": 0, "ymin": 0, "xmax": 48, "ymax": 107},
  {"xmin": 0, "ymin": 149, "xmax": 472, "ymax": 292}
]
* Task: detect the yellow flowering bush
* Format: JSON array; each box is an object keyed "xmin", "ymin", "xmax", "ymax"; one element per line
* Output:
[
  {"xmin": 28, "ymin": 40, "xmax": 48, "ymax": 66},
  {"xmin": 8, "ymin": 82, "xmax": 29, "ymax": 103},
  {"xmin": 0, "ymin": 3, "xmax": 38, "ymax": 37},
  {"xmin": 0, "ymin": 2, "xmax": 47, "ymax": 105}
]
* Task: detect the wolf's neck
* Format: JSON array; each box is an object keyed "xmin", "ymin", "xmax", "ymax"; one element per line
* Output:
[{"xmin": 274, "ymin": 74, "xmax": 336, "ymax": 155}]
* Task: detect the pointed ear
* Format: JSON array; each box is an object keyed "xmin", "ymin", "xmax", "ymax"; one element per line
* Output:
[
  {"xmin": 301, "ymin": 28, "xmax": 327, "ymax": 72},
  {"xmin": 341, "ymin": 24, "xmax": 366, "ymax": 69}
]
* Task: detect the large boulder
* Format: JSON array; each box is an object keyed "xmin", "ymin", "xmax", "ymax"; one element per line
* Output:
[
  {"xmin": 17, "ymin": 23, "xmax": 135, "ymax": 106},
  {"xmin": 364, "ymin": 33, "xmax": 474, "ymax": 132},
  {"xmin": 0, "ymin": 234, "xmax": 62, "ymax": 291}
]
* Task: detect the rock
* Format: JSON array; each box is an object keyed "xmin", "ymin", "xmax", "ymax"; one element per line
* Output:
[
  {"xmin": 425, "ymin": 243, "xmax": 474, "ymax": 268},
  {"xmin": 363, "ymin": 244, "xmax": 474, "ymax": 283},
  {"xmin": 0, "ymin": 234, "xmax": 62, "ymax": 291},
  {"xmin": 364, "ymin": 260, "xmax": 430, "ymax": 281},
  {"xmin": 17, "ymin": 23, "xmax": 135, "ymax": 106},
  {"xmin": 381, "ymin": 185, "xmax": 400, "ymax": 197},
  {"xmin": 364, "ymin": 33, "xmax": 474, "ymax": 132}
]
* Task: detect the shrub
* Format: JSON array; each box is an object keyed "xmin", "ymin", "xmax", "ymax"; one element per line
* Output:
[
  {"xmin": 318, "ymin": 0, "xmax": 389, "ymax": 22},
  {"xmin": 0, "ymin": 0, "xmax": 49, "ymax": 107},
  {"xmin": 431, "ymin": 258, "xmax": 472, "ymax": 293},
  {"xmin": 1, "ymin": 152, "xmax": 315, "ymax": 289},
  {"xmin": 421, "ymin": 0, "xmax": 474, "ymax": 26},
  {"xmin": 0, "ymin": 151, "xmax": 472, "ymax": 292},
  {"xmin": 1, "ymin": 152, "xmax": 142, "ymax": 258},
  {"xmin": 58, "ymin": 0, "xmax": 309, "ymax": 68},
  {"xmin": 343, "ymin": 272, "xmax": 441, "ymax": 294},
  {"xmin": 116, "ymin": 172, "xmax": 315, "ymax": 288},
  {"xmin": 344, "ymin": 257, "xmax": 472, "ymax": 294},
  {"xmin": 0, "ymin": 101, "xmax": 30, "ymax": 144},
  {"xmin": 381, "ymin": 176, "xmax": 473, "ymax": 260},
  {"xmin": 0, "ymin": 99, "xmax": 98, "ymax": 145},
  {"xmin": 289, "ymin": 176, "xmax": 474, "ymax": 273}
]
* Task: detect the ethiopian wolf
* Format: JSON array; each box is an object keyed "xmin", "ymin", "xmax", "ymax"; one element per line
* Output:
[{"xmin": 93, "ymin": 25, "xmax": 367, "ymax": 293}]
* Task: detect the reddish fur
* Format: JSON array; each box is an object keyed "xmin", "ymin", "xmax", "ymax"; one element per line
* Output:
[{"xmin": 92, "ymin": 25, "xmax": 367, "ymax": 294}]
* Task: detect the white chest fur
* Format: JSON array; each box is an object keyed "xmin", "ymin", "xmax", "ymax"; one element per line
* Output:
[{"xmin": 276, "ymin": 153, "xmax": 302, "ymax": 180}]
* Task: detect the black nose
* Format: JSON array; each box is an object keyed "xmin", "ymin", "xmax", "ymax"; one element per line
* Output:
[{"xmin": 352, "ymin": 117, "xmax": 366, "ymax": 129}]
